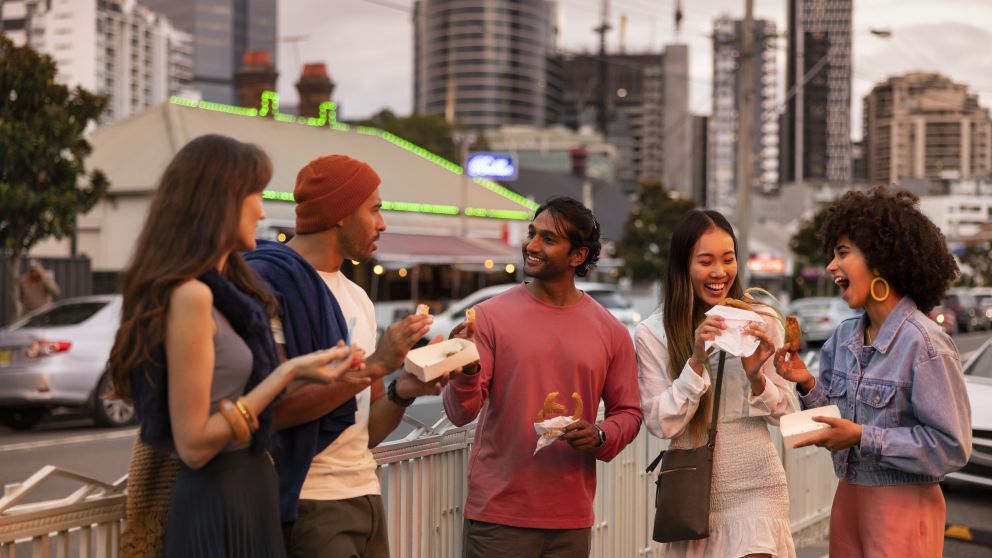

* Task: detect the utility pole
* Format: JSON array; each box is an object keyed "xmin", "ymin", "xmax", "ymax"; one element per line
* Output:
[
  {"xmin": 595, "ymin": 0, "xmax": 611, "ymax": 138},
  {"xmin": 736, "ymin": 0, "xmax": 755, "ymax": 284},
  {"xmin": 794, "ymin": 0, "xmax": 804, "ymax": 187}
]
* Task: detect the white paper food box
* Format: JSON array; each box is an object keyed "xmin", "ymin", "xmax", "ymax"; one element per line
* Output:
[
  {"xmin": 403, "ymin": 338, "xmax": 480, "ymax": 383},
  {"xmin": 780, "ymin": 405, "xmax": 841, "ymax": 448}
]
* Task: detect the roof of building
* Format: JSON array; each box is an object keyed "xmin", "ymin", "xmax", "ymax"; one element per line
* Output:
[{"xmin": 87, "ymin": 97, "xmax": 536, "ymax": 220}]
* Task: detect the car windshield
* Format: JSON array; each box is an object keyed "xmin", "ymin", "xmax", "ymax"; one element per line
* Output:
[
  {"xmin": 965, "ymin": 344, "xmax": 992, "ymax": 380},
  {"xmin": 17, "ymin": 302, "xmax": 107, "ymax": 329},
  {"xmin": 587, "ymin": 290, "xmax": 633, "ymax": 309}
]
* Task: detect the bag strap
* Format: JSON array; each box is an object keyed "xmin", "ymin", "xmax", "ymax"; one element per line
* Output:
[
  {"xmin": 646, "ymin": 350, "xmax": 726, "ymax": 473},
  {"xmin": 706, "ymin": 351, "xmax": 727, "ymax": 447}
]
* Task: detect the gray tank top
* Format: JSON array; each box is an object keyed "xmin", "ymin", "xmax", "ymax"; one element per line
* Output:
[{"xmin": 208, "ymin": 308, "xmax": 253, "ymax": 416}]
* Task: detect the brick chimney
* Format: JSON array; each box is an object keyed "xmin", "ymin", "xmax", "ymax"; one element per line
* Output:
[
  {"xmin": 235, "ymin": 50, "xmax": 278, "ymax": 113},
  {"xmin": 296, "ymin": 63, "xmax": 335, "ymax": 119}
]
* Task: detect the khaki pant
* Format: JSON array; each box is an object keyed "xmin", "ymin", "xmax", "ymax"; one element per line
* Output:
[
  {"xmin": 462, "ymin": 519, "xmax": 591, "ymax": 558},
  {"xmin": 285, "ymin": 496, "xmax": 389, "ymax": 558}
]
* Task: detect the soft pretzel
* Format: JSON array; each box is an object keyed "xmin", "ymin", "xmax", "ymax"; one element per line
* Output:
[
  {"xmin": 416, "ymin": 304, "xmax": 430, "ymax": 316},
  {"xmin": 465, "ymin": 307, "xmax": 476, "ymax": 325},
  {"xmin": 785, "ymin": 316, "xmax": 802, "ymax": 352},
  {"xmin": 536, "ymin": 392, "xmax": 567, "ymax": 422},
  {"xmin": 571, "ymin": 392, "xmax": 583, "ymax": 420},
  {"xmin": 721, "ymin": 297, "xmax": 754, "ymax": 311}
]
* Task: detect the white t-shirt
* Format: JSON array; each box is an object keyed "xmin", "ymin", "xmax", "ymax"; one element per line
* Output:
[{"xmin": 298, "ymin": 270, "xmax": 380, "ymax": 501}]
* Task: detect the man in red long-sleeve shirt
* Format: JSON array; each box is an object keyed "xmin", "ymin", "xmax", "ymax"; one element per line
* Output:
[{"xmin": 443, "ymin": 196, "xmax": 643, "ymax": 558}]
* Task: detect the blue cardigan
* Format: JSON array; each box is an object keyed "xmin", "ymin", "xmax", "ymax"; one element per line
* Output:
[{"xmin": 245, "ymin": 239, "xmax": 357, "ymax": 522}]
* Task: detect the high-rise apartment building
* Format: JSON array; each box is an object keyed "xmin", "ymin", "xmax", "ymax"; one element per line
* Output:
[
  {"xmin": 560, "ymin": 45, "xmax": 693, "ymax": 199},
  {"xmin": 412, "ymin": 0, "xmax": 560, "ymax": 130},
  {"xmin": 708, "ymin": 16, "xmax": 778, "ymax": 219},
  {"xmin": 24, "ymin": 0, "xmax": 192, "ymax": 123},
  {"xmin": 137, "ymin": 0, "xmax": 276, "ymax": 104},
  {"xmin": 864, "ymin": 72, "xmax": 992, "ymax": 185},
  {"xmin": 1, "ymin": 0, "xmax": 42, "ymax": 45},
  {"xmin": 781, "ymin": 0, "xmax": 852, "ymax": 184}
]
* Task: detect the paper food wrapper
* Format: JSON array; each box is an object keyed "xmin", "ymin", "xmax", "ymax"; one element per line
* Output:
[
  {"xmin": 702, "ymin": 305, "xmax": 765, "ymax": 357},
  {"xmin": 533, "ymin": 416, "xmax": 577, "ymax": 455}
]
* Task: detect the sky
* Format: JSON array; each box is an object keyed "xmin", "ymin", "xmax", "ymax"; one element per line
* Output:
[{"xmin": 276, "ymin": 0, "xmax": 992, "ymax": 140}]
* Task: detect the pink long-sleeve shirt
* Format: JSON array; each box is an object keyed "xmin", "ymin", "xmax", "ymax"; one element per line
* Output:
[{"xmin": 443, "ymin": 284, "xmax": 643, "ymax": 529}]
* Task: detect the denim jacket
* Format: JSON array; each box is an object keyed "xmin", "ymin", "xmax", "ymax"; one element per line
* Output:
[{"xmin": 799, "ymin": 296, "xmax": 971, "ymax": 486}]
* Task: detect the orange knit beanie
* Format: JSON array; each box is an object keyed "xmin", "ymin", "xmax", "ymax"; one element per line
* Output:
[{"xmin": 294, "ymin": 155, "xmax": 381, "ymax": 234}]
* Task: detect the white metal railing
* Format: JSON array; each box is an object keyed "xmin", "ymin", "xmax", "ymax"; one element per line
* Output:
[
  {"xmin": 0, "ymin": 417, "xmax": 835, "ymax": 557},
  {"xmin": 0, "ymin": 466, "xmax": 126, "ymax": 557}
]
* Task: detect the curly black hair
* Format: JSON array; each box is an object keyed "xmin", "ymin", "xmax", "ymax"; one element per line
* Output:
[
  {"xmin": 818, "ymin": 186, "xmax": 959, "ymax": 313},
  {"xmin": 534, "ymin": 196, "xmax": 601, "ymax": 277}
]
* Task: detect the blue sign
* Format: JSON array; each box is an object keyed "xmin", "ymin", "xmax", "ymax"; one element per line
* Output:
[{"xmin": 466, "ymin": 152, "xmax": 518, "ymax": 180}]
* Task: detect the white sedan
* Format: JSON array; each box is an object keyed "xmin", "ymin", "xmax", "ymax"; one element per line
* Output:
[{"xmin": 949, "ymin": 338, "xmax": 992, "ymax": 487}]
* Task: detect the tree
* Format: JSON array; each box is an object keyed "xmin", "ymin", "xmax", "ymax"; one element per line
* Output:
[
  {"xmin": 789, "ymin": 209, "xmax": 830, "ymax": 297},
  {"xmin": 355, "ymin": 109, "xmax": 489, "ymax": 163},
  {"xmin": 960, "ymin": 243, "xmax": 992, "ymax": 286},
  {"xmin": 614, "ymin": 181, "xmax": 697, "ymax": 281},
  {"xmin": 0, "ymin": 36, "xmax": 108, "ymax": 319}
]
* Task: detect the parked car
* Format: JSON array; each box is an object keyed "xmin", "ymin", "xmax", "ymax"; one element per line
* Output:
[
  {"xmin": 0, "ymin": 295, "xmax": 134, "ymax": 430},
  {"xmin": 947, "ymin": 338, "xmax": 992, "ymax": 488},
  {"xmin": 787, "ymin": 297, "xmax": 860, "ymax": 348},
  {"xmin": 972, "ymin": 288, "xmax": 992, "ymax": 327},
  {"xmin": 928, "ymin": 304, "xmax": 958, "ymax": 336},
  {"xmin": 943, "ymin": 290, "xmax": 986, "ymax": 333},
  {"xmin": 423, "ymin": 282, "xmax": 641, "ymax": 342}
]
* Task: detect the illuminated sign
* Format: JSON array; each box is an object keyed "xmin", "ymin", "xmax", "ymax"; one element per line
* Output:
[
  {"xmin": 748, "ymin": 253, "xmax": 787, "ymax": 274},
  {"xmin": 466, "ymin": 153, "xmax": 518, "ymax": 180}
]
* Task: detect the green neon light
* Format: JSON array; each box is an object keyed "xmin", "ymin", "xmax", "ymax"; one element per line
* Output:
[
  {"xmin": 169, "ymin": 92, "xmax": 534, "ymax": 211},
  {"xmin": 465, "ymin": 208, "xmax": 533, "ymax": 220},
  {"xmin": 471, "ymin": 178, "xmax": 539, "ymax": 210},
  {"xmin": 262, "ymin": 190, "xmax": 295, "ymax": 202},
  {"xmin": 381, "ymin": 201, "xmax": 459, "ymax": 215}
]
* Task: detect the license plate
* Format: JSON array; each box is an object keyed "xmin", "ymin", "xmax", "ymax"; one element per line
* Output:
[{"xmin": 0, "ymin": 349, "xmax": 11, "ymax": 367}]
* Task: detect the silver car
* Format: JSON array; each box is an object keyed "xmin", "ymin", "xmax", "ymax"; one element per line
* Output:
[
  {"xmin": 0, "ymin": 295, "xmax": 134, "ymax": 429},
  {"xmin": 788, "ymin": 297, "xmax": 860, "ymax": 347}
]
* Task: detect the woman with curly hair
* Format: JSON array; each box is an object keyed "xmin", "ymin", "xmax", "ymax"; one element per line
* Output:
[
  {"xmin": 108, "ymin": 134, "xmax": 365, "ymax": 557},
  {"xmin": 775, "ymin": 186, "xmax": 971, "ymax": 556},
  {"xmin": 637, "ymin": 209, "xmax": 797, "ymax": 557}
]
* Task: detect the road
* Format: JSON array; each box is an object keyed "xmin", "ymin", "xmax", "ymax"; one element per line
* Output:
[{"xmin": 1, "ymin": 330, "xmax": 990, "ymax": 556}]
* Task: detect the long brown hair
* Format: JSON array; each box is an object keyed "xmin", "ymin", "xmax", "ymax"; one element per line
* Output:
[
  {"xmin": 662, "ymin": 210, "xmax": 745, "ymax": 442},
  {"xmin": 108, "ymin": 134, "xmax": 275, "ymax": 402}
]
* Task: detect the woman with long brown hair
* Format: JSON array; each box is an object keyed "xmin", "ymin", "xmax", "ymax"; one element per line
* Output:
[
  {"xmin": 636, "ymin": 209, "xmax": 797, "ymax": 557},
  {"xmin": 108, "ymin": 134, "xmax": 362, "ymax": 557}
]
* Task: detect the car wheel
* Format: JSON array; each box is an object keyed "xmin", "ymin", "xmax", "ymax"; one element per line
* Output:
[
  {"xmin": 0, "ymin": 407, "xmax": 47, "ymax": 430},
  {"xmin": 92, "ymin": 374, "xmax": 135, "ymax": 427}
]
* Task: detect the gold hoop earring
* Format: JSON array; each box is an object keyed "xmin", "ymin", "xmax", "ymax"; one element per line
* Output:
[{"xmin": 870, "ymin": 269, "xmax": 890, "ymax": 302}]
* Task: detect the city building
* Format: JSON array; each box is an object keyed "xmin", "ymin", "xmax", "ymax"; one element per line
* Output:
[
  {"xmin": 919, "ymin": 192, "xmax": 992, "ymax": 243},
  {"xmin": 780, "ymin": 0, "xmax": 852, "ymax": 185},
  {"xmin": 137, "ymin": 0, "xmax": 276, "ymax": 104},
  {"xmin": 691, "ymin": 114, "xmax": 708, "ymax": 205},
  {"xmin": 708, "ymin": 16, "xmax": 778, "ymax": 219},
  {"xmin": 24, "ymin": 0, "xmax": 192, "ymax": 123},
  {"xmin": 559, "ymin": 45, "xmax": 693, "ymax": 199},
  {"xmin": 412, "ymin": 0, "xmax": 560, "ymax": 130},
  {"xmin": 863, "ymin": 72, "xmax": 992, "ymax": 186},
  {"xmin": 484, "ymin": 125, "xmax": 620, "ymax": 183},
  {"xmin": 0, "ymin": 0, "xmax": 41, "ymax": 45}
]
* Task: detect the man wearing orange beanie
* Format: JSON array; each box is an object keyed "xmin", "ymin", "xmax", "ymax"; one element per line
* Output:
[{"xmin": 249, "ymin": 155, "xmax": 449, "ymax": 557}]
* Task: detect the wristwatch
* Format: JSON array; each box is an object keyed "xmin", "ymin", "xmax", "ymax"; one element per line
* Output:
[
  {"xmin": 595, "ymin": 425, "xmax": 607, "ymax": 447},
  {"xmin": 387, "ymin": 379, "xmax": 416, "ymax": 408}
]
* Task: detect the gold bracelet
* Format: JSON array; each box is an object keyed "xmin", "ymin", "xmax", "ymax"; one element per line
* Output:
[
  {"xmin": 219, "ymin": 399, "xmax": 251, "ymax": 444},
  {"xmin": 234, "ymin": 398, "xmax": 258, "ymax": 434}
]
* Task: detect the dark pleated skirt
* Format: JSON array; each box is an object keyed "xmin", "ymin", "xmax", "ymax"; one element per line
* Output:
[{"xmin": 164, "ymin": 448, "xmax": 286, "ymax": 558}]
